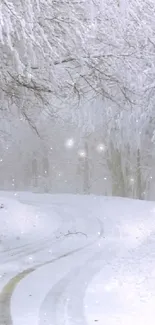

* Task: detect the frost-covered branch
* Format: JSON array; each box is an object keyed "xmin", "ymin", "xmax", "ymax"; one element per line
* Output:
[{"xmin": 1, "ymin": 0, "xmax": 149, "ymax": 115}]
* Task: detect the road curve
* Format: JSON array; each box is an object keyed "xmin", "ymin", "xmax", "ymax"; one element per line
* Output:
[
  {"xmin": 0, "ymin": 197, "xmax": 103, "ymax": 325},
  {"xmin": 11, "ymin": 214, "xmax": 103, "ymax": 325},
  {"xmin": 3, "ymin": 194, "xmax": 155, "ymax": 325}
]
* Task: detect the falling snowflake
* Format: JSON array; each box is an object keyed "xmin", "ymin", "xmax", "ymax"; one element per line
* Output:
[
  {"xmin": 96, "ymin": 143, "xmax": 106, "ymax": 153},
  {"xmin": 65, "ymin": 138, "xmax": 75, "ymax": 149},
  {"xmin": 78, "ymin": 150, "xmax": 86, "ymax": 158}
]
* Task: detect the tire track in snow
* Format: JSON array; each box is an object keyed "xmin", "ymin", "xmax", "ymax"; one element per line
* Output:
[
  {"xmin": 10, "ymin": 218, "xmax": 104, "ymax": 325},
  {"xmin": 0, "ymin": 242, "xmax": 95, "ymax": 325},
  {"xmin": 39, "ymin": 245, "xmax": 118, "ymax": 325},
  {"xmin": 0, "ymin": 203, "xmax": 62, "ymax": 260},
  {"xmin": 0, "ymin": 235, "xmax": 61, "ymax": 265},
  {"xmin": 0, "ymin": 242, "xmax": 98, "ymax": 325},
  {"xmin": 0, "ymin": 204, "xmax": 68, "ymax": 264},
  {"xmin": 0, "ymin": 235, "xmax": 55, "ymax": 254},
  {"xmin": 1, "ymin": 205, "xmax": 100, "ymax": 265},
  {"xmin": 0, "ymin": 203, "xmax": 62, "ymax": 324},
  {"xmin": 0, "ymin": 198, "xmax": 103, "ymax": 325}
]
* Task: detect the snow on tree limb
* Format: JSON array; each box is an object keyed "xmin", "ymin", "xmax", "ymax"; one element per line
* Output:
[
  {"xmin": 0, "ymin": 1, "xmax": 136, "ymax": 101},
  {"xmin": 1, "ymin": 0, "xmax": 155, "ymax": 127}
]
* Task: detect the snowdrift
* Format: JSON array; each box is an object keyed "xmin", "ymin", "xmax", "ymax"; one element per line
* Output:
[{"xmin": 0, "ymin": 195, "xmax": 60, "ymax": 245}]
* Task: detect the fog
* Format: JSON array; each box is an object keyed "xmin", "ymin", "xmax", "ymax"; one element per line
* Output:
[{"xmin": 1, "ymin": 0, "xmax": 155, "ymax": 200}]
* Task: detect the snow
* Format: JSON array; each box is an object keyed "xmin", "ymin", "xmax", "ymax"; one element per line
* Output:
[
  {"xmin": 0, "ymin": 192, "xmax": 155, "ymax": 325},
  {"xmin": 65, "ymin": 138, "xmax": 75, "ymax": 149},
  {"xmin": 0, "ymin": 195, "xmax": 60, "ymax": 245}
]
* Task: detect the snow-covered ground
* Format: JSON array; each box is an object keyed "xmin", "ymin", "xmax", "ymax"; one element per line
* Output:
[{"xmin": 0, "ymin": 192, "xmax": 155, "ymax": 325}]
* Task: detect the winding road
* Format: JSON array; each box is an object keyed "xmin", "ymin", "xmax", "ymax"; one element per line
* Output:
[
  {"xmin": 1, "ymin": 194, "xmax": 155, "ymax": 325},
  {"xmin": 0, "ymin": 195, "xmax": 105, "ymax": 325}
]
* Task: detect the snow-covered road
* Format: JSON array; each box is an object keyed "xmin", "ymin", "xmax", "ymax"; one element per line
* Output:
[{"xmin": 1, "ymin": 193, "xmax": 155, "ymax": 325}]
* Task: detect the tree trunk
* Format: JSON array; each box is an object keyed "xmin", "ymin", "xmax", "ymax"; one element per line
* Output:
[
  {"xmin": 32, "ymin": 154, "xmax": 38, "ymax": 188},
  {"xmin": 42, "ymin": 155, "xmax": 50, "ymax": 192},
  {"xmin": 83, "ymin": 142, "xmax": 90, "ymax": 194},
  {"xmin": 136, "ymin": 149, "xmax": 143, "ymax": 199}
]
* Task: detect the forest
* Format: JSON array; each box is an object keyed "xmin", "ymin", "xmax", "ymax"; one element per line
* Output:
[{"xmin": 1, "ymin": 0, "xmax": 155, "ymax": 199}]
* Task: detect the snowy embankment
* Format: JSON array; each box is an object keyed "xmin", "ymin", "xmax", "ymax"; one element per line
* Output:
[
  {"xmin": 0, "ymin": 196, "xmax": 60, "ymax": 243},
  {"xmin": 0, "ymin": 193, "xmax": 155, "ymax": 325},
  {"xmin": 0, "ymin": 194, "xmax": 61, "ymax": 290},
  {"xmin": 0, "ymin": 194, "xmax": 61, "ymax": 264}
]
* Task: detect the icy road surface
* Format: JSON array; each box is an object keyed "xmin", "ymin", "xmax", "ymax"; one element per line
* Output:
[{"xmin": 0, "ymin": 192, "xmax": 155, "ymax": 325}]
